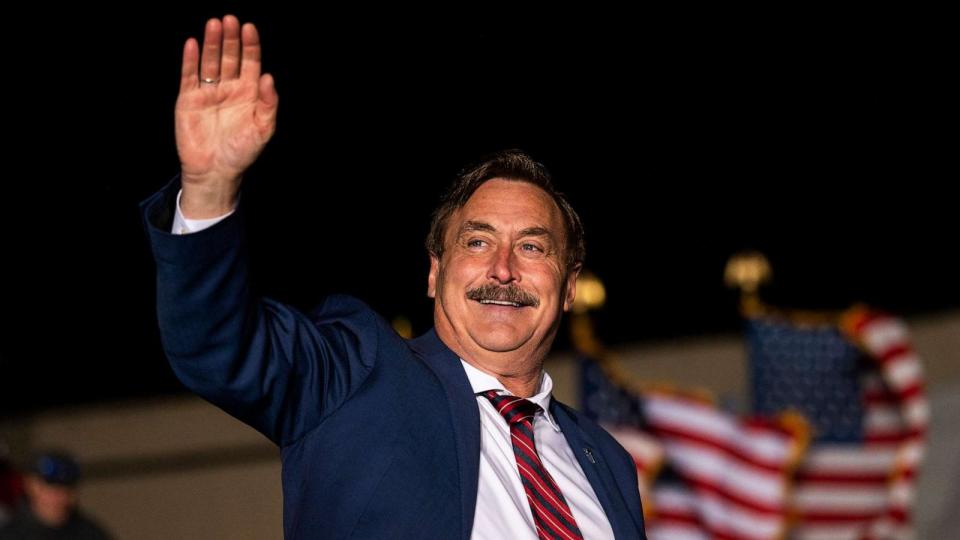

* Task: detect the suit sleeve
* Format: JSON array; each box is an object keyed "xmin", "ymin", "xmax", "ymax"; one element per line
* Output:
[{"xmin": 140, "ymin": 177, "xmax": 380, "ymax": 446}]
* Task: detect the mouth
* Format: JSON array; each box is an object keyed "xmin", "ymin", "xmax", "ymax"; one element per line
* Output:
[
  {"xmin": 467, "ymin": 284, "xmax": 540, "ymax": 309},
  {"xmin": 478, "ymin": 299, "xmax": 524, "ymax": 308}
]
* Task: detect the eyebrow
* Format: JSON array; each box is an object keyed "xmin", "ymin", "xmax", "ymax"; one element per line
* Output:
[
  {"xmin": 458, "ymin": 221, "xmax": 555, "ymax": 240},
  {"xmin": 459, "ymin": 221, "xmax": 497, "ymax": 235},
  {"xmin": 518, "ymin": 226, "xmax": 552, "ymax": 239}
]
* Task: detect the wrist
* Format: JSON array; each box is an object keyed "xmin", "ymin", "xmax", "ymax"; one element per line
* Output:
[{"xmin": 179, "ymin": 177, "xmax": 240, "ymax": 219}]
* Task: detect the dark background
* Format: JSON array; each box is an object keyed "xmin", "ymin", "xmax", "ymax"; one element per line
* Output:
[{"xmin": 3, "ymin": 6, "xmax": 955, "ymax": 415}]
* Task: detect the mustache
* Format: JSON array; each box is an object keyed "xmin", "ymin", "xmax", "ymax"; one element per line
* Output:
[{"xmin": 466, "ymin": 283, "xmax": 540, "ymax": 308}]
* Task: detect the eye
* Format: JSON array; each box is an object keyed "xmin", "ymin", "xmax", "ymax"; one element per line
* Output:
[
  {"xmin": 520, "ymin": 243, "xmax": 544, "ymax": 253},
  {"xmin": 466, "ymin": 238, "xmax": 487, "ymax": 249}
]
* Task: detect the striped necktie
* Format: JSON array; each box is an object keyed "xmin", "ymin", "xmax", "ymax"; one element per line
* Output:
[{"xmin": 483, "ymin": 390, "xmax": 584, "ymax": 540}]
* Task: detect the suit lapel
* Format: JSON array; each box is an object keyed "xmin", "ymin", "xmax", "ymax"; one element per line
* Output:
[
  {"xmin": 409, "ymin": 329, "xmax": 481, "ymax": 540},
  {"xmin": 551, "ymin": 401, "xmax": 634, "ymax": 539},
  {"xmin": 410, "ymin": 329, "xmax": 636, "ymax": 539}
]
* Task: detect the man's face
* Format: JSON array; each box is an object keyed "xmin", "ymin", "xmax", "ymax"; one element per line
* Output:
[
  {"xmin": 26, "ymin": 476, "xmax": 76, "ymax": 527},
  {"xmin": 429, "ymin": 179, "xmax": 578, "ymax": 364}
]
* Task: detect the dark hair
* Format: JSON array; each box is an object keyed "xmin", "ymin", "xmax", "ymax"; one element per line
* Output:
[{"xmin": 425, "ymin": 150, "xmax": 585, "ymax": 271}]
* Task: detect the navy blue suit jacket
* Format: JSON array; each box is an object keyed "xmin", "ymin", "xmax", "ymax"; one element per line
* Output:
[{"xmin": 141, "ymin": 179, "xmax": 646, "ymax": 539}]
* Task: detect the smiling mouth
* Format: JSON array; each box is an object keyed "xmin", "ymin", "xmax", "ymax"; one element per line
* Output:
[
  {"xmin": 478, "ymin": 299, "xmax": 524, "ymax": 308},
  {"xmin": 467, "ymin": 284, "xmax": 540, "ymax": 308}
]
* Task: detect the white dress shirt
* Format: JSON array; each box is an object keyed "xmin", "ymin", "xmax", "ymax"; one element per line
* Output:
[
  {"xmin": 171, "ymin": 189, "xmax": 234, "ymax": 234},
  {"xmin": 171, "ymin": 191, "xmax": 615, "ymax": 539},
  {"xmin": 461, "ymin": 360, "xmax": 614, "ymax": 539}
]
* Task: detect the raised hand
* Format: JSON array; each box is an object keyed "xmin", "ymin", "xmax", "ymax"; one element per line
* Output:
[{"xmin": 175, "ymin": 15, "xmax": 278, "ymax": 218}]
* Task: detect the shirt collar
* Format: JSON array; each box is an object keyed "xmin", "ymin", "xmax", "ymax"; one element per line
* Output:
[{"xmin": 459, "ymin": 359, "xmax": 561, "ymax": 432}]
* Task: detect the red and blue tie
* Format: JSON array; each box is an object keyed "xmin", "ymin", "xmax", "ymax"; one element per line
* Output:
[{"xmin": 483, "ymin": 390, "xmax": 584, "ymax": 540}]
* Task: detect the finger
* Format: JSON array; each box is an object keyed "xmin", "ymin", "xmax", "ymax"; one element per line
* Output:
[
  {"xmin": 220, "ymin": 15, "xmax": 241, "ymax": 80},
  {"xmin": 200, "ymin": 18, "xmax": 223, "ymax": 83},
  {"xmin": 180, "ymin": 37, "xmax": 199, "ymax": 92},
  {"xmin": 239, "ymin": 23, "xmax": 262, "ymax": 83},
  {"xmin": 255, "ymin": 74, "xmax": 279, "ymax": 129}
]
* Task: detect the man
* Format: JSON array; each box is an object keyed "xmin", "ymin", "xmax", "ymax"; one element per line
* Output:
[
  {"xmin": 0, "ymin": 452, "xmax": 111, "ymax": 540},
  {"xmin": 141, "ymin": 14, "xmax": 645, "ymax": 539}
]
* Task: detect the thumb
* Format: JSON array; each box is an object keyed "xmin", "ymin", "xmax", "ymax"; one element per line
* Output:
[{"xmin": 255, "ymin": 73, "xmax": 279, "ymax": 128}]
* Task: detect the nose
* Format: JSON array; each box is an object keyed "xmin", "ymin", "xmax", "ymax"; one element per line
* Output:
[{"xmin": 488, "ymin": 244, "xmax": 518, "ymax": 284}]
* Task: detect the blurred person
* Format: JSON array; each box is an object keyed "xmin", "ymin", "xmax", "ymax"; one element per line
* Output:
[
  {"xmin": 0, "ymin": 451, "xmax": 111, "ymax": 540},
  {"xmin": 0, "ymin": 443, "xmax": 23, "ymax": 526}
]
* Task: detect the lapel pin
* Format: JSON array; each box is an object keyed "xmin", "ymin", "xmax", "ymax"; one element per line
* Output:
[{"xmin": 583, "ymin": 447, "xmax": 596, "ymax": 464}]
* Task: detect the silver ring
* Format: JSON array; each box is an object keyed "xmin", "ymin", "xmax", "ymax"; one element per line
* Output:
[{"xmin": 201, "ymin": 77, "xmax": 220, "ymax": 85}]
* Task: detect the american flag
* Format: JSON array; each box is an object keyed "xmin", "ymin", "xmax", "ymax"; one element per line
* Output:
[
  {"xmin": 579, "ymin": 308, "xmax": 925, "ymax": 540},
  {"xmin": 748, "ymin": 309, "xmax": 927, "ymax": 540},
  {"xmin": 581, "ymin": 357, "xmax": 809, "ymax": 540}
]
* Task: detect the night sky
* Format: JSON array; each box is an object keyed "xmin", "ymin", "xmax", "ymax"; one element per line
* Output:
[{"xmin": 3, "ymin": 7, "xmax": 955, "ymax": 415}]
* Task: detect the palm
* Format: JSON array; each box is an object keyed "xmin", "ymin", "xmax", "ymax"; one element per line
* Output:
[
  {"xmin": 176, "ymin": 80, "xmax": 269, "ymax": 181},
  {"xmin": 174, "ymin": 16, "xmax": 278, "ymax": 195}
]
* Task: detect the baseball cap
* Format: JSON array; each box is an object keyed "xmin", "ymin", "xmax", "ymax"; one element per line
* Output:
[{"xmin": 31, "ymin": 451, "xmax": 81, "ymax": 486}]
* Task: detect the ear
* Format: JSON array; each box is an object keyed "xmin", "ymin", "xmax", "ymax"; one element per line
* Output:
[
  {"xmin": 427, "ymin": 254, "xmax": 439, "ymax": 298},
  {"xmin": 562, "ymin": 264, "xmax": 582, "ymax": 312}
]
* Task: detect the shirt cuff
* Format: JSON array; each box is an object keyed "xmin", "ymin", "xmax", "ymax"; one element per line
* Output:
[{"xmin": 172, "ymin": 189, "xmax": 236, "ymax": 235}]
